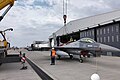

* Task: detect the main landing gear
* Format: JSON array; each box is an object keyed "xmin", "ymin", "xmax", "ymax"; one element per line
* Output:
[
  {"xmin": 0, "ymin": 63, "xmax": 2, "ymax": 66},
  {"xmin": 69, "ymin": 55, "xmax": 73, "ymax": 59},
  {"xmin": 57, "ymin": 55, "xmax": 61, "ymax": 60},
  {"xmin": 79, "ymin": 54, "xmax": 83, "ymax": 63}
]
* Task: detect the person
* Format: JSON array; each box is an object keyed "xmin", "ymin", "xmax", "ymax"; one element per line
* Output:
[
  {"xmin": 20, "ymin": 53, "xmax": 27, "ymax": 70},
  {"xmin": 19, "ymin": 51, "xmax": 22, "ymax": 61},
  {"xmin": 50, "ymin": 48, "xmax": 56, "ymax": 65}
]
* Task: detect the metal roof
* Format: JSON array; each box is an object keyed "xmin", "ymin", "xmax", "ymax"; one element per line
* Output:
[{"xmin": 49, "ymin": 9, "xmax": 120, "ymax": 38}]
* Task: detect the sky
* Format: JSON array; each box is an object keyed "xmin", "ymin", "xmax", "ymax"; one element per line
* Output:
[{"xmin": 0, "ymin": 0, "xmax": 120, "ymax": 47}]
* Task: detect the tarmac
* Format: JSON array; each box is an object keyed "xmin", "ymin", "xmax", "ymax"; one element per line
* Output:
[
  {"xmin": 1, "ymin": 49, "xmax": 120, "ymax": 80},
  {"xmin": 25, "ymin": 50, "xmax": 120, "ymax": 80},
  {"xmin": 0, "ymin": 50, "xmax": 41, "ymax": 80}
]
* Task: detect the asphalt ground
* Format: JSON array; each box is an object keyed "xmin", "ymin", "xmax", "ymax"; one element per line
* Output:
[
  {"xmin": 0, "ymin": 50, "xmax": 41, "ymax": 80},
  {"xmin": 24, "ymin": 50, "xmax": 120, "ymax": 80}
]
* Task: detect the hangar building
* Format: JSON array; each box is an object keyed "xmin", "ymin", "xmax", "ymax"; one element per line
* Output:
[{"xmin": 49, "ymin": 10, "xmax": 120, "ymax": 56}]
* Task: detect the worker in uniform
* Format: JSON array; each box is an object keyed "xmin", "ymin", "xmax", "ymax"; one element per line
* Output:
[
  {"xmin": 20, "ymin": 53, "xmax": 27, "ymax": 70},
  {"xmin": 51, "ymin": 48, "xmax": 56, "ymax": 65},
  {"xmin": 19, "ymin": 51, "xmax": 22, "ymax": 61}
]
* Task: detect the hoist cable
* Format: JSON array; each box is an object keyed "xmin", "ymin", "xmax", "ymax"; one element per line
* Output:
[
  {"xmin": 63, "ymin": 0, "xmax": 64, "ymax": 15},
  {"xmin": 63, "ymin": 0, "xmax": 68, "ymax": 34},
  {"xmin": 65, "ymin": 0, "xmax": 67, "ymax": 15}
]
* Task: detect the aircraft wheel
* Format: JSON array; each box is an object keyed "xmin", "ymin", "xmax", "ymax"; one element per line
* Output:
[
  {"xmin": 0, "ymin": 63, "xmax": 2, "ymax": 66},
  {"xmin": 57, "ymin": 55, "xmax": 61, "ymax": 59},
  {"xmin": 70, "ymin": 55, "xmax": 73, "ymax": 59},
  {"xmin": 87, "ymin": 54, "xmax": 90, "ymax": 58},
  {"xmin": 79, "ymin": 59, "xmax": 83, "ymax": 63}
]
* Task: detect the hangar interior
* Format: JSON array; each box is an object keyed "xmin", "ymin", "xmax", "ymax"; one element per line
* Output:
[{"xmin": 49, "ymin": 9, "xmax": 120, "ymax": 56}]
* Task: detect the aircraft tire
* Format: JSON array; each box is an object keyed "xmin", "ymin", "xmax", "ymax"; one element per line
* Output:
[
  {"xmin": 0, "ymin": 63, "xmax": 2, "ymax": 66},
  {"xmin": 87, "ymin": 54, "xmax": 90, "ymax": 58},
  {"xmin": 57, "ymin": 55, "xmax": 61, "ymax": 59},
  {"xmin": 70, "ymin": 55, "xmax": 73, "ymax": 59},
  {"xmin": 79, "ymin": 59, "xmax": 83, "ymax": 63}
]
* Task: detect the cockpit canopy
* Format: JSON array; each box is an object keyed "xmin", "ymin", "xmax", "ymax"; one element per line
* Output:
[{"xmin": 79, "ymin": 38, "xmax": 96, "ymax": 43}]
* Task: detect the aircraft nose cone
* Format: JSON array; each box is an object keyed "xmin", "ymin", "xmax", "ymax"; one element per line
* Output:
[{"xmin": 99, "ymin": 43, "xmax": 120, "ymax": 52}]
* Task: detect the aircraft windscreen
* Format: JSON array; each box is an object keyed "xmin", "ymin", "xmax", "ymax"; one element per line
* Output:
[{"xmin": 79, "ymin": 38, "xmax": 96, "ymax": 43}]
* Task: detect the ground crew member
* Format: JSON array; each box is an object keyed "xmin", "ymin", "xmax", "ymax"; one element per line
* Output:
[
  {"xmin": 51, "ymin": 48, "xmax": 56, "ymax": 65},
  {"xmin": 19, "ymin": 51, "xmax": 22, "ymax": 61},
  {"xmin": 20, "ymin": 53, "xmax": 27, "ymax": 70}
]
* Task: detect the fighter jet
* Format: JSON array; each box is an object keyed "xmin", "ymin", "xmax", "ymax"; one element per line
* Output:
[{"xmin": 54, "ymin": 38, "xmax": 120, "ymax": 63}]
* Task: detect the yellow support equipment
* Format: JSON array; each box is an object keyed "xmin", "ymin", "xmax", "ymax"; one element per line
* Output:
[
  {"xmin": 0, "ymin": 0, "xmax": 15, "ymax": 65},
  {"xmin": 0, "ymin": 0, "xmax": 15, "ymax": 10}
]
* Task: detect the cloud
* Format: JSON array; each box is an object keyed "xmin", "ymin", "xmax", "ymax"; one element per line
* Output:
[
  {"xmin": 0, "ymin": 0, "xmax": 120, "ymax": 47},
  {"xmin": 102, "ymin": 0, "xmax": 120, "ymax": 9},
  {"xmin": 66, "ymin": 0, "xmax": 112, "ymax": 19},
  {"xmin": 33, "ymin": 0, "xmax": 55, "ymax": 8}
]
